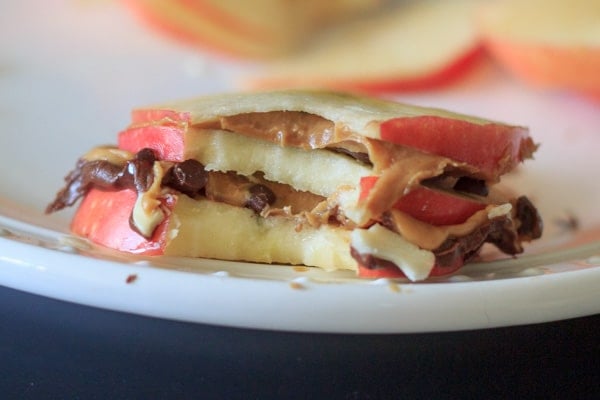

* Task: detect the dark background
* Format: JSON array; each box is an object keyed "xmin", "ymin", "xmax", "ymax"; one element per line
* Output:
[{"xmin": 1, "ymin": 285, "xmax": 598, "ymax": 399}]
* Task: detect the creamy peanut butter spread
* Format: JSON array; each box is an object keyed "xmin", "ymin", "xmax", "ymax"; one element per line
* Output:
[{"xmin": 47, "ymin": 109, "xmax": 542, "ymax": 278}]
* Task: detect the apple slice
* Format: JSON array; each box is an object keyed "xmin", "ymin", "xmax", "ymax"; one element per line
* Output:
[
  {"xmin": 71, "ymin": 188, "xmax": 171, "ymax": 255},
  {"xmin": 380, "ymin": 116, "xmax": 536, "ymax": 181},
  {"xmin": 122, "ymin": 108, "xmax": 191, "ymax": 161},
  {"xmin": 250, "ymin": 0, "xmax": 482, "ymax": 92},
  {"xmin": 71, "ymin": 188, "xmax": 356, "ymax": 270},
  {"xmin": 124, "ymin": 0, "xmax": 379, "ymax": 58},
  {"xmin": 477, "ymin": 0, "xmax": 600, "ymax": 96},
  {"xmin": 360, "ymin": 176, "xmax": 486, "ymax": 226}
]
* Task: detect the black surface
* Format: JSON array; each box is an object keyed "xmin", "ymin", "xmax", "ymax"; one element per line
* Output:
[{"xmin": 1, "ymin": 285, "xmax": 598, "ymax": 400}]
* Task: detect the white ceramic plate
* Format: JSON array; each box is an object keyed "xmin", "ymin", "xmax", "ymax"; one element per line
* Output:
[{"xmin": 1, "ymin": 0, "xmax": 599, "ymax": 333}]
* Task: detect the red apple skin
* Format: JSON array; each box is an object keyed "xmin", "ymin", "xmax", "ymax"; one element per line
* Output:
[
  {"xmin": 119, "ymin": 109, "xmax": 190, "ymax": 161},
  {"xmin": 119, "ymin": 125, "xmax": 185, "ymax": 162},
  {"xmin": 258, "ymin": 46, "xmax": 484, "ymax": 94},
  {"xmin": 483, "ymin": 38, "xmax": 600, "ymax": 95},
  {"xmin": 394, "ymin": 187, "xmax": 486, "ymax": 226},
  {"xmin": 359, "ymin": 176, "xmax": 486, "ymax": 226},
  {"xmin": 353, "ymin": 46, "xmax": 484, "ymax": 93},
  {"xmin": 380, "ymin": 116, "xmax": 535, "ymax": 181},
  {"xmin": 71, "ymin": 189, "xmax": 172, "ymax": 255}
]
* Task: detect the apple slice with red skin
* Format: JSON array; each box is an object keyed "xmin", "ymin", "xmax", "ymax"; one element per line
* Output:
[
  {"xmin": 120, "ymin": 109, "xmax": 190, "ymax": 161},
  {"xmin": 359, "ymin": 176, "xmax": 486, "ymax": 226},
  {"xmin": 71, "ymin": 188, "xmax": 172, "ymax": 255},
  {"xmin": 352, "ymin": 46, "xmax": 484, "ymax": 93},
  {"xmin": 395, "ymin": 187, "xmax": 486, "ymax": 226},
  {"xmin": 254, "ymin": 46, "xmax": 484, "ymax": 94},
  {"xmin": 477, "ymin": 0, "xmax": 600, "ymax": 96},
  {"xmin": 380, "ymin": 116, "xmax": 535, "ymax": 181},
  {"xmin": 482, "ymin": 41, "xmax": 600, "ymax": 95},
  {"xmin": 250, "ymin": 0, "xmax": 483, "ymax": 93},
  {"xmin": 119, "ymin": 125, "xmax": 186, "ymax": 162}
]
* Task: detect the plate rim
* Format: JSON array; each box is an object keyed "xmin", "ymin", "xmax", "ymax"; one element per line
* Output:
[{"xmin": 1, "ymin": 211, "xmax": 599, "ymax": 333}]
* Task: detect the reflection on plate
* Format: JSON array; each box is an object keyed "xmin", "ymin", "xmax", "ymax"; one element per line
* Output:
[{"xmin": 1, "ymin": 0, "xmax": 599, "ymax": 333}]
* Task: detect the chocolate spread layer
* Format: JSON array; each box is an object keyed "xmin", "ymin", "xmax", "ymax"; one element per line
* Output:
[
  {"xmin": 46, "ymin": 148, "xmax": 277, "ymax": 216},
  {"xmin": 161, "ymin": 159, "xmax": 208, "ymax": 197},
  {"xmin": 46, "ymin": 148, "xmax": 158, "ymax": 214}
]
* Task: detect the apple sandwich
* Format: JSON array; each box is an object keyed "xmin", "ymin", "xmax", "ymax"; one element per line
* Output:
[{"xmin": 46, "ymin": 90, "xmax": 542, "ymax": 280}]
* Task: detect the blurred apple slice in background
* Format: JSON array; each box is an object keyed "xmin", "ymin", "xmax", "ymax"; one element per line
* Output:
[
  {"xmin": 124, "ymin": 0, "xmax": 380, "ymax": 58},
  {"xmin": 249, "ymin": 0, "xmax": 483, "ymax": 92},
  {"xmin": 478, "ymin": 0, "xmax": 600, "ymax": 98}
]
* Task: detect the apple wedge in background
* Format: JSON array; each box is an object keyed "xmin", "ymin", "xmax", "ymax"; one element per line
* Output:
[
  {"xmin": 249, "ymin": 0, "xmax": 483, "ymax": 92},
  {"xmin": 477, "ymin": 0, "xmax": 600, "ymax": 98},
  {"xmin": 124, "ymin": 0, "xmax": 381, "ymax": 58}
]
